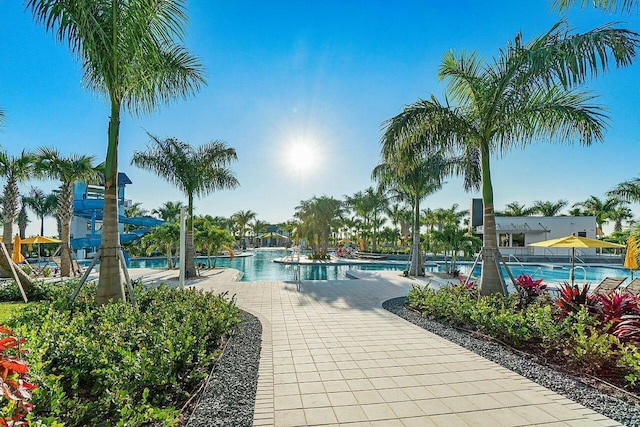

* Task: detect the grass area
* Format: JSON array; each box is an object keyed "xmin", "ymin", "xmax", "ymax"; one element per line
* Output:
[{"xmin": 0, "ymin": 302, "xmax": 27, "ymax": 323}]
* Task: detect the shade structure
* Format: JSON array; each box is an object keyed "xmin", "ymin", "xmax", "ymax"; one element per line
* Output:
[
  {"xmin": 529, "ymin": 234, "xmax": 625, "ymax": 285},
  {"xmin": 20, "ymin": 236, "xmax": 61, "ymax": 245},
  {"xmin": 12, "ymin": 235, "xmax": 24, "ymax": 263},
  {"xmin": 625, "ymin": 236, "xmax": 639, "ymax": 278}
]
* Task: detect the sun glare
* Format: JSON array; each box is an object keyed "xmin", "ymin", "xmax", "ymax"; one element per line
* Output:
[{"xmin": 285, "ymin": 141, "xmax": 320, "ymax": 173}]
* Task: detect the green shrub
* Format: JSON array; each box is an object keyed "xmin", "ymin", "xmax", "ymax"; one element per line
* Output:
[
  {"xmin": 21, "ymin": 265, "xmax": 33, "ymax": 275},
  {"xmin": 8, "ymin": 284, "xmax": 240, "ymax": 426},
  {"xmin": 618, "ymin": 344, "xmax": 640, "ymax": 390},
  {"xmin": 0, "ymin": 279, "xmax": 73, "ymax": 302}
]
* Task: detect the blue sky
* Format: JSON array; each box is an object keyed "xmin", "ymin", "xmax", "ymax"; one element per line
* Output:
[{"xmin": 2, "ymin": 1, "xmax": 640, "ymax": 236}]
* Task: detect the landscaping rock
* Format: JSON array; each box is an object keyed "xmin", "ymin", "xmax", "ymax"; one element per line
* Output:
[{"xmin": 186, "ymin": 311, "xmax": 261, "ymax": 427}]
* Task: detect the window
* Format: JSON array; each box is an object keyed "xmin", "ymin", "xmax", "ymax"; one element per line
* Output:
[
  {"xmin": 512, "ymin": 233, "xmax": 525, "ymax": 247},
  {"xmin": 577, "ymin": 231, "xmax": 587, "ymax": 237},
  {"xmin": 499, "ymin": 233, "xmax": 509, "ymax": 247}
]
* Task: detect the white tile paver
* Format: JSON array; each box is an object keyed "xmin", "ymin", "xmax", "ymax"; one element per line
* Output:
[{"xmin": 192, "ymin": 270, "xmax": 622, "ymax": 427}]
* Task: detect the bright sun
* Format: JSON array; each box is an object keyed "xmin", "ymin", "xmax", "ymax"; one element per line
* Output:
[{"xmin": 285, "ymin": 141, "xmax": 320, "ymax": 172}]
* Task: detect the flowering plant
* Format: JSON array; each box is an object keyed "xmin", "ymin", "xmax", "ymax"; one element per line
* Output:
[{"xmin": 0, "ymin": 326, "xmax": 36, "ymax": 426}]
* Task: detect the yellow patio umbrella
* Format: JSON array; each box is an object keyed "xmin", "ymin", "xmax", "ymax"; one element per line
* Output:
[
  {"xmin": 529, "ymin": 233, "xmax": 625, "ymax": 285},
  {"xmin": 12, "ymin": 235, "xmax": 24, "ymax": 263},
  {"xmin": 625, "ymin": 235, "xmax": 639, "ymax": 279},
  {"xmin": 20, "ymin": 236, "xmax": 61, "ymax": 260}
]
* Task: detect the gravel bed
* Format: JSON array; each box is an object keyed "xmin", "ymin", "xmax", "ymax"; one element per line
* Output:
[
  {"xmin": 186, "ymin": 311, "xmax": 261, "ymax": 427},
  {"xmin": 383, "ymin": 297, "xmax": 640, "ymax": 427}
]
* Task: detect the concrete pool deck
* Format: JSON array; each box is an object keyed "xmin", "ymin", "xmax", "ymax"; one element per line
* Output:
[{"xmin": 153, "ymin": 268, "xmax": 619, "ymax": 427}]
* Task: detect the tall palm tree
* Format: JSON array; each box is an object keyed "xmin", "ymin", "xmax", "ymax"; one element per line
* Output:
[
  {"xmin": 0, "ymin": 151, "xmax": 34, "ymax": 250},
  {"xmin": 152, "ymin": 201, "xmax": 184, "ymax": 223},
  {"xmin": 573, "ymin": 196, "xmax": 624, "ymax": 236},
  {"xmin": 0, "ymin": 151, "xmax": 34, "ymax": 290},
  {"xmin": 381, "ymin": 22, "xmax": 638, "ymax": 295},
  {"xmin": 36, "ymin": 148, "xmax": 99, "ymax": 277},
  {"xmin": 373, "ymin": 150, "xmax": 459, "ymax": 276},
  {"xmin": 28, "ymin": 0, "xmax": 206, "ymax": 303},
  {"xmin": 23, "ymin": 187, "xmax": 57, "ymax": 236},
  {"xmin": 232, "ymin": 210, "xmax": 257, "ymax": 248},
  {"xmin": 532, "ymin": 200, "xmax": 568, "ymax": 216},
  {"xmin": 131, "ymin": 134, "xmax": 239, "ymax": 278},
  {"xmin": 141, "ymin": 222, "xmax": 180, "ymax": 269},
  {"xmin": 249, "ymin": 219, "xmax": 268, "ymax": 245}
]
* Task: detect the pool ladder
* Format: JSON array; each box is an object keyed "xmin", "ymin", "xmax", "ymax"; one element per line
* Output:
[{"xmin": 570, "ymin": 265, "xmax": 587, "ymax": 283}]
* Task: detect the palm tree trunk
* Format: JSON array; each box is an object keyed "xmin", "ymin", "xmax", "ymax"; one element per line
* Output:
[
  {"xmin": 60, "ymin": 220, "xmax": 72, "ymax": 277},
  {"xmin": 166, "ymin": 243, "xmax": 172, "ymax": 269},
  {"xmin": 409, "ymin": 195, "xmax": 424, "ymax": 276},
  {"xmin": 97, "ymin": 102, "xmax": 125, "ymax": 303},
  {"xmin": 59, "ymin": 184, "xmax": 74, "ymax": 277},
  {"xmin": 185, "ymin": 194, "xmax": 197, "ymax": 278},
  {"xmin": 2, "ymin": 179, "xmax": 18, "ymax": 254},
  {"xmin": 479, "ymin": 143, "xmax": 506, "ymax": 296}
]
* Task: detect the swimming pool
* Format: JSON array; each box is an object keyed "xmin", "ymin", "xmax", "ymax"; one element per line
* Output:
[
  {"xmin": 127, "ymin": 250, "xmax": 406, "ymax": 281},
  {"xmin": 455, "ymin": 262, "xmax": 633, "ymax": 284},
  {"xmin": 125, "ymin": 251, "xmax": 630, "ymax": 283}
]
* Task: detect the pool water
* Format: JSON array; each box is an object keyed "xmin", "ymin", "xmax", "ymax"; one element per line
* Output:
[
  {"xmin": 125, "ymin": 251, "xmax": 631, "ymax": 283},
  {"xmin": 128, "ymin": 250, "xmax": 406, "ymax": 281},
  {"xmin": 456, "ymin": 262, "xmax": 633, "ymax": 284}
]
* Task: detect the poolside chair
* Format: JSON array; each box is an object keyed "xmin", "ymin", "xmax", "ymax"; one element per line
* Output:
[
  {"xmin": 592, "ymin": 277, "xmax": 627, "ymax": 294},
  {"xmin": 622, "ymin": 278, "xmax": 640, "ymax": 296}
]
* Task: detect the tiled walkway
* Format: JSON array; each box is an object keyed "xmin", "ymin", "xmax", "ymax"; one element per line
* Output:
[{"xmin": 194, "ymin": 271, "xmax": 620, "ymax": 426}]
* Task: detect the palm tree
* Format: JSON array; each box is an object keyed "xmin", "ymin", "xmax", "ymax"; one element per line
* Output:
[
  {"xmin": 373, "ymin": 150, "xmax": 458, "ymax": 276},
  {"xmin": 532, "ymin": 200, "xmax": 568, "ymax": 216},
  {"xmin": 36, "ymin": 148, "xmax": 99, "ymax": 277},
  {"xmin": 249, "ymin": 219, "xmax": 268, "ymax": 246},
  {"xmin": 131, "ymin": 134, "xmax": 239, "ymax": 278},
  {"xmin": 141, "ymin": 222, "xmax": 180, "ymax": 269},
  {"xmin": 295, "ymin": 196, "xmax": 344, "ymax": 258},
  {"xmin": 381, "ymin": 22, "xmax": 638, "ymax": 295},
  {"xmin": 0, "ymin": 151, "xmax": 34, "ymax": 290},
  {"xmin": 497, "ymin": 202, "xmax": 536, "ymax": 216},
  {"xmin": 609, "ymin": 178, "xmax": 640, "ymax": 204},
  {"xmin": 607, "ymin": 206, "xmax": 634, "ymax": 232},
  {"xmin": 573, "ymin": 196, "xmax": 624, "ymax": 236},
  {"xmin": 555, "ymin": 0, "xmax": 638, "ymax": 13},
  {"xmin": 152, "ymin": 201, "xmax": 184, "ymax": 223},
  {"xmin": 0, "ymin": 151, "xmax": 35, "ymax": 251},
  {"xmin": 23, "ymin": 187, "xmax": 57, "ymax": 236},
  {"xmin": 232, "ymin": 210, "xmax": 257, "ymax": 248},
  {"xmin": 28, "ymin": 0, "xmax": 206, "ymax": 303}
]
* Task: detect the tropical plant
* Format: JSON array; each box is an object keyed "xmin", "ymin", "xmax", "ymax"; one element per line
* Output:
[
  {"xmin": 28, "ymin": 0, "xmax": 206, "ymax": 303},
  {"xmin": 0, "ymin": 151, "xmax": 34, "ymax": 251},
  {"xmin": 573, "ymin": 196, "xmax": 625, "ymax": 235},
  {"xmin": 22, "ymin": 187, "xmax": 57, "ymax": 236},
  {"xmin": 514, "ymin": 274, "xmax": 548, "ymax": 308},
  {"xmin": 0, "ymin": 325, "xmax": 37, "ymax": 425},
  {"xmin": 496, "ymin": 202, "xmax": 536, "ymax": 216},
  {"xmin": 556, "ymin": 282, "xmax": 597, "ymax": 316},
  {"xmin": 131, "ymin": 134, "xmax": 239, "ymax": 278},
  {"xmin": 36, "ymin": 148, "xmax": 99, "ymax": 277},
  {"xmin": 431, "ymin": 224, "xmax": 481, "ymax": 275},
  {"xmin": 231, "ymin": 210, "xmax": 257, "ymax": 248},
  {"xmin": 555, "ymin": 0, "xmax": 638, "ymax": 13},
  {"xmin": 608, "ymin": 205, "xmax": 634, "ymax": 232},
  {"xmin": 380, "ymin": 22, "xmax": 639, "ymax": 295},
  {"xmin": 295, "ymin": 196, "xmax": 344, "ymax": 258},
  {"xmin": 194, "ymin": 218, "xmax": 235, "ymax": 267},
  {"xmin": 531, "ymin": 199, "xmax": 568, "ymax": 216},
  {"xmin": 141, "ymin": 222, "xmax": 180, "ymax": 269},
  {"xmin": 373, "ymin": 149, "xmax": 460, "ymax": 276},
  {"xmin": 152, "ymin": 201, "xmax": 184, "ymax": 223}
]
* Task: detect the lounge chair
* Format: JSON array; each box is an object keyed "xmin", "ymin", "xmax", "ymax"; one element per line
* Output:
[
  {"xmin": 623, "ymin": 278, "xmax": 640, "ymax": 296},
  {"xmin": 592, "ymin": 277, "xmax": 627, "ymax": 294}
]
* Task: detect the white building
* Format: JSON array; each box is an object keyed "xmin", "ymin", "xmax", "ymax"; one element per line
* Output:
[{"xmin": 475, "ymin": 215, "xmax": 598, "ymax": 258}]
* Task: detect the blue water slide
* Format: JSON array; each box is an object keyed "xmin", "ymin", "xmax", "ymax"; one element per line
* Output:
[{"xmin": 71, "ymin": 199, "xmax": 164, "ymax": 251}]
